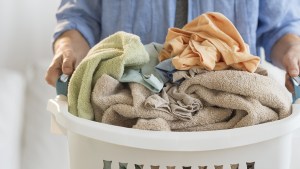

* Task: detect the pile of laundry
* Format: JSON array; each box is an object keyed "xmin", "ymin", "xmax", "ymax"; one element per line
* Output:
[{"xmin": 67, "ymin": 12, "xmax": 291, "ymax": 131}]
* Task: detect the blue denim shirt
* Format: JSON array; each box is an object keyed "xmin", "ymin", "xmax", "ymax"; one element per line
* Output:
[{"xmin": 54, "ymin": 0, "xmax": 300, "ymax": 61}]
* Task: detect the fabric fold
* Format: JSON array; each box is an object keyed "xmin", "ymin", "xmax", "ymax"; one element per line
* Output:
[
  {"xmin": 91, "ymin": 66, "xmax": 291, "ymax": 131},
  {"xmin": 120, "ymin": 43, "xmax": 165, "ymax": 93},
  {"xmin": 68, "ymin": 31, "xmax": 149, "ymax": 119},
  {"xmin": 159, "ymin": 12, "xmax": 260, "ymax": 72}
]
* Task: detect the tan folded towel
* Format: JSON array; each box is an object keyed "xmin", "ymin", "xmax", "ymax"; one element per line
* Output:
[
  {"xmin": 92, "ymin": 74, "xmax": 176, "ymax": 125},
  {"xmin": 172, "ymin": 66, "xmax": 291, "ymax": 127},
  {"xmin": 92, "ymin": 66, "xmax": 291, "ymax": 131},
  {"xmin": 144, "ymin": 86, "xmax": 203, "ymax": 121},
  {"xmin": 159, "ymin": 12, "xmax": 260, "ymax": 72}
]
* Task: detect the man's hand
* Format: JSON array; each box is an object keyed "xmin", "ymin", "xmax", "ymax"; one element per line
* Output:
[
  {"xmin": 271, "ymin": 34, "xmax": 300, "ymax": 93},
  {"xmin": 45, "ymin": 30, "xmax": 90, "ymax": 86}
]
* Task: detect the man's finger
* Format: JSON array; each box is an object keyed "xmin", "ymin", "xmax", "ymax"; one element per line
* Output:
[
  {"xmin": 45, "ymin": 55, "xmax": 63, "ymax": 87},
  {"xmin": 285, "ymin": 73, "xmax": 294, "ymax": 93},
  {"xmin": 287, "ymin": 62, "xmax": 299, "ymax": 77},
  {"xmin": 62, "ymin": 50, "xmax": 75, "ymax": 75},
  {"xmin": 283, "ymin": 52, "xmax": 299, "ymax": 77},
  {"xmin": 288, "ymin": 68, "xmax": 299, "ymax": 77}
]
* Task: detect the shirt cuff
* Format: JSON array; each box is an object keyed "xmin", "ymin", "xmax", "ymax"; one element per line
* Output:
[{"xmin": 53, "ymin": 17, "xmax": 99, "ymax": 48}]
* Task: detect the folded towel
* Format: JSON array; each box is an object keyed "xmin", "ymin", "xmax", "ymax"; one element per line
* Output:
[
  {"xmin": 92, "ymin": 65, "xmax": 291, "ymax": 131},
  {"xmin": 172, "ymin": 66, "xmax": 291, "ymax": 127},
  {"xmin": 159, "ymin": 12, "xmax": 260, "ymax": 72},
  {"xmin": 68, "ymin": 31, "xmax": 149, "ymax": 119},
  {"xmin": 92, "ymin": 74, "xmax": 176, "ymax": 126},
  {"xmin": 91, "ymin": 74, "xmax": 235, "ymax": 130}
]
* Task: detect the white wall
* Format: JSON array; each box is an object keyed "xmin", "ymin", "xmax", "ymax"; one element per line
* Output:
[
  {"xmin": 0, "ymin": 0, "xmax": 54, "ymax": 70},
  {"xmin": 0, "ymin": 0, "xmax": 69, "ymax": 169}
]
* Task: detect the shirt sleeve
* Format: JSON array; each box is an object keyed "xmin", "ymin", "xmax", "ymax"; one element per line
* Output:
[
  {"xmin": 53, "ymin": 0, "xmax": 102, "ymax": 47},
  {"xmin": 257, "ymin": 0, "xmax": 300, "ymax": 62}
]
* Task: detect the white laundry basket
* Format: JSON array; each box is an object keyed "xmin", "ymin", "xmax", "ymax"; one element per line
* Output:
[{"xmin": 47, "ymin": 96, "xmax": 300, "ymax": 169}]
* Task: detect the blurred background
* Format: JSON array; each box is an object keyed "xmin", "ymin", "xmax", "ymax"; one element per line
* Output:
[
  {"xmin": 0, "ymin": 0, "xmax": 299, "ymax": 169},
  {"xmin": 0, "ymin": 0, "xmax": 68, "ymax": 169}
]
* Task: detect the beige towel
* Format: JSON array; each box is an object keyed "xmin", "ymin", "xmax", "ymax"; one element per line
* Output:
[
  {"xmin": 68, "ymin": 31, "xmax": 149, "ymax": 120},
  {"xmin": 133, "ymin": 118, "xmax": 171, "ymax": 131},
  {"xmin": 92, "ymin": 66, "xmax": 291, "ymax": 131},
  {"xmin": 171, "ymin": 66, "xmax": 291, "ymax": 128},
  {"xmin": 92, "ymin": 74, "xmax": 176, "ymax": 125},
  {"xmin": 144, "ymin": 86, "xmax": 203, "ymax": 121},
  {"xmin": 92, "ymin": 74, "xmax": 230, "ymax": 130}
]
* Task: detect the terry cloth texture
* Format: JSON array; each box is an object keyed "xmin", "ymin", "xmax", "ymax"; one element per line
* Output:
[
  {"xmin": 91, "ymin": 66, "xmax": 291, "ymax": 131},
  {"xmin": 68, "ymin": 31, "xmax": 149, "ymax": 120},
  {"xmin": 159, "ymin": 12, "xmax": 260, "ymax": 73}
]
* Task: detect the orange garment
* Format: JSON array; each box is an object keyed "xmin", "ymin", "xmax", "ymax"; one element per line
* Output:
[{"xmin": 159, "ymin": 12, "xmax": 260, "ymax": 72}]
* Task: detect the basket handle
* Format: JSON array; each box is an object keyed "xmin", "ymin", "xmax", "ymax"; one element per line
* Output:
[
  {"xmin": 47, "ymin": 95, "xmax": 67, "ymax": 135},
  {"xmin": 48, "ymin": 74, "xmax": 70, "ymax": 135},
  {"xmin": 292, "ymin": 77, "xmax": 300, "ymax": 103}
]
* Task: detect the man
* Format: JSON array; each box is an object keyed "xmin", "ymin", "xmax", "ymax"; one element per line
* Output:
[{"xmin": 45, "ymin": 0, "xmax": 300, "ymax": 92}]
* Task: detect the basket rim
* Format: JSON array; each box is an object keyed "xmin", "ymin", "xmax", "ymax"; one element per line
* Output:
[{"xmin": 47, "ymin": 96, "xmax": 300, "ymax": 151}]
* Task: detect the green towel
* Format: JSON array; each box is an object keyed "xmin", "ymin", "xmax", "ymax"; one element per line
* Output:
[{"xmin": 68, "ymin": 31, "xmax": 149, "ymax": 119}]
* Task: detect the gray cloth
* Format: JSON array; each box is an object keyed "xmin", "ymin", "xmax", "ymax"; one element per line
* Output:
[
  {"xmin": 155, "ymin": 58, "xmax": 177, "ymax": 83},
  {"xmin": 91, "ymin": 66, "xmax": 291, "ymax": 131}
]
